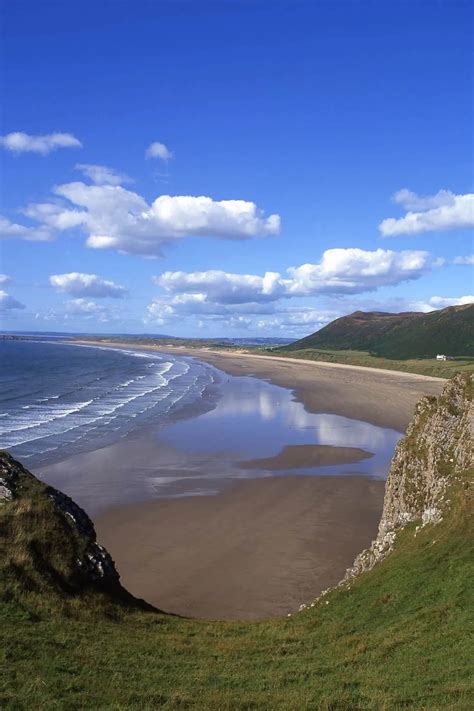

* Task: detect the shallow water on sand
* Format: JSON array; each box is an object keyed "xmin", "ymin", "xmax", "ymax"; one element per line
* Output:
[
  {"xmin": 150, "ymin": 375, "xmax": 401, "ymax": 494},
  {"xmin": 36, "ymin": 363, "xmax": 401, "ymax": 515}
]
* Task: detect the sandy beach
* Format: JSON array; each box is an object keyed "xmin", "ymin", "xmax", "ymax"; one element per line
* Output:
[
  {"xmin": 75, "ymin": 341, "xmax": 444, "ymax": 431},
  {"xmin": 55, "ymin": 344, "xmax": 443, "ymax": 620}
]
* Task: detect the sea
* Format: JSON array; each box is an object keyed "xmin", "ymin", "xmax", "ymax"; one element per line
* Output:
[{"xmin": 0, "ymin": 339, "xmax": 218, "ymax": 468}]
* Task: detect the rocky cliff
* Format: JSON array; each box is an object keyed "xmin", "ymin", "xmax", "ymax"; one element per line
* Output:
[
  {"xmin": 0, "ymin": 451, "xmax": 130, "ymax": 604},
  {"xmin": 342, "ymin": 373, "xmax": 472, "ymax": 581}
]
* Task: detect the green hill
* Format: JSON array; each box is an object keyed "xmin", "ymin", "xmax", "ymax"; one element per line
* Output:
[
  {"xmin": 1, "ymin": 375, "xmax": 473, "ymax": 709},
  {"xmin": 284, "ymin": 304, "xmax": 474, "ymax": 359}
]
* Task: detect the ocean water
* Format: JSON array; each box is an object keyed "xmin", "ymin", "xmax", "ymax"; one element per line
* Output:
[{"xmin": 0, "ymin": 340, "xmax": 218, "ymax": 467}]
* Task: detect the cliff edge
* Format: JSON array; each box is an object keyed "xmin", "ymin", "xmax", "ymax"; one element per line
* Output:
[
  {"xmin": 343, "ymin": 373, "xmax": 472, "ymax": 582},
  {"xmin": 0, "ymin": 450, "xmax": 153, "ymax": 612}
]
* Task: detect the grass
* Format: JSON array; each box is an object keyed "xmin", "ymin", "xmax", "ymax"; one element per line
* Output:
[
  {"xmin": 1, "ymin": 470, "xmax": 473, "ymax": 709},
  {"xmin": 266, "ymin": 348, "xmax": 474, "ymax": 379}
]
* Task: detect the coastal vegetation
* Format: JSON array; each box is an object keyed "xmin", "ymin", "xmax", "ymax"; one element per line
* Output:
[
  {"xmin": 281, "ymin": 304, "xmax": 474, "ymax": 359},
  {"xmin": 267, "ymin": 348, "xmax": 474, "ymax": 379},
  {"xmin": 1, "ymin": 375, "xmax": 472, "ymax": 709}
]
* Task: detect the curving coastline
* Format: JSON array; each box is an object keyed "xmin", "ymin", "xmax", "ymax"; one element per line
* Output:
[
  {"xmin": 74, "ymin": 339, "xmax": 445, "ymax": 431},
  {"xmin": 85, "ymin": 344, "xmax": 444, "ymax": 619}
]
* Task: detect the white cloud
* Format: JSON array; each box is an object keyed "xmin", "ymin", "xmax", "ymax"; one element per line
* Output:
[
  {"xmin": 0, "ymin": 215, "xmax": 52, "ymax": 241},
  {"xmin": 22, "ymin": 202, "xmax": 86, "ymax": 231},
  {"xmin": 49, "ymin": 272, "xmax": 127, "ymax": 298},
  {"xmin": 0, "ymin": 132, "xmax": 82, "ymax": 155},
  {"xmin": 0, "ymin": 274, "xmax": 11, "ymax": 285},
  {"xmin": 155, "ymin": 248, "xmax": 435, "ymax": 304},
  {"xmin": 392, "ymin": 188, "xmax": 456, "ymax": 212},
  {"xmin": 0, "ymin": 290, "xmax": 25, "ymax": 311},
  {"xmin": 145, "ymin": 141, "xmax": 173, "ymax": 161},
  {"xmin": 380, "ymin": 190, "xmax": 474, "ymax": 236},
  {"xmin": 75, "ymin": 163, "xmax": 132, "ymax": 186},
  {"xmin": 155, "ymin": 270, "xmax": 285, "ymax": 304},
  {"xmin": 285, "ymin": 248, "xmax": 432, "ymax": 295},
  {"xmin": 21, "ymin": 183, "xmax": 280, "ymax": 256},
  {"xmin": 453, "ymin": 255, "xmax": 474, "ymax": 265},
  {"xmin": 411, "ymin": 295, "xmax": 474, "ymax": 312}
]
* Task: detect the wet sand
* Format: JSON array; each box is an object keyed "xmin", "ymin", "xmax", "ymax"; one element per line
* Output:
[
  {"xmin": 96, "ymin": 475, "xmax": 385, "ymax": 620},
  {"xmin": 240, "ymin": 444, "xmax": 373, "ymax": 471}
]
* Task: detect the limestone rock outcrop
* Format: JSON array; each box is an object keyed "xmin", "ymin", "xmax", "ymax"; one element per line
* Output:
[{"xmin": 342, "ymin": 373, "xmax": 472, "ymax": 582}]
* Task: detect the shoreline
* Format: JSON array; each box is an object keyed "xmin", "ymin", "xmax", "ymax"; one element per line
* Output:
[
  {"xmin": 72, "ymin": 339, "xmax": 444, "ymax": 431},
  {"xmin": 36, "ymin": 339, "xmax": 444, "ymax": 619}
]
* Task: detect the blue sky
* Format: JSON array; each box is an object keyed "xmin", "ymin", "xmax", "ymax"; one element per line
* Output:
[{"xmin": 0, "ymin": 0, "xmax": 472, "ymax": 336}]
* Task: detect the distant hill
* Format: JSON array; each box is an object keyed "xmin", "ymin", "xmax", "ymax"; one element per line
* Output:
[{"xmin": 284, "ymin": 304, "xmax": 474, "ymax": 359}]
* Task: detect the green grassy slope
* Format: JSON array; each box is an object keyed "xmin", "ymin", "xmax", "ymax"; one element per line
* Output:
[
  {"xmin": 284, "ymin": 304, "xmax": 474, "ymax": 359},
  {"xmin": 1, "ymin": 380, "xmax": 473, "ymax": 709}
]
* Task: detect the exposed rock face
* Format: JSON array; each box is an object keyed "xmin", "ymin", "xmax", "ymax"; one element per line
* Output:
[
  {"xmin": 342, "ymin": 374, "xmax": 472, "ymax": 581},
  {"xmin": 0, "ymin": 451, "xmax": 120, "ymax": 588}
]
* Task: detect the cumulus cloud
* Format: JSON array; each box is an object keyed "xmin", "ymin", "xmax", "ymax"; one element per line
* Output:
[
  {"xmin": 155, "ymin": 248, "xmax": 435, "ymax": 304},
  {"xmin": 0, "ymin": 290, "xmax": 25, "ymax": 311},
  {"xmin": 412, "ymin": 295, "xmax": 474, "ymax": 313},
  {"xmin": 49, "ymin": 272, "xmax": 127, "ymax": 298},
  {"xmin": 380, "ymin": 190, "xmax": 474, "ymax": 236},
  {"xmin": 22, "ymin": 202, "xmax": 86, "ymax": 231},
  {"xmin": 145, "ymin": 141, "xmax": 173, "ymax": 161},
  {"xmin": 0, "ymin": 215, "xmax": 52, "ymax": 241},
  {"xmin": 0, "ymin": 274, "xmax": 11, "ymax": 285},
  {"xmin": 453, "ymin": 255, "xmax": 474, "ymax": 265},
  {"xmin": 285, "ymin": 248, "xmax": 432, "ymax": 295},
  {"xmin": 21, "ymin": 182, "xmax": 280, "ymax": 256},
  {"xmin": 75, "ymin": 163, "xmax": 132, "ymax": 186},
  {"xmin": 0, "ymin": 132, "xmax": 82, "ymax": 155},
  {"xmin": 154, "ymin": 270, "xmax": 285, "ymax": 304}
]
